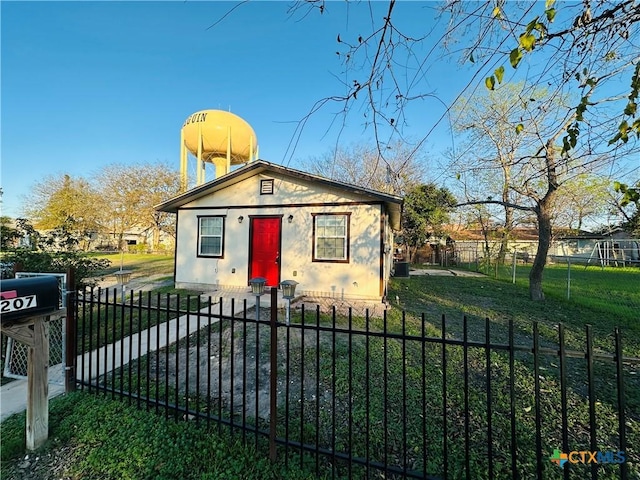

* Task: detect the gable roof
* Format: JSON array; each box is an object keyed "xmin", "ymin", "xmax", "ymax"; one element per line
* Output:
[{"xmin": 155, "ymin": 160, "xmax": 403, "ymax": 229}]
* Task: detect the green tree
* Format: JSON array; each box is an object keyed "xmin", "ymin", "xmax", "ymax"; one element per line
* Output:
[
  {"xmin": 284, "ymin": 0, "xmax": 640, "ymax": 300},
  {"xmin": 450, "ymin": 83, "xmax": 543, "ymax": 264},
  {"xmin": 473, "ymin": 1, "xmax": 640, "ymax": 147},
  {"xmin": 21, "ymin": 174, "xmax": 102, "ymax": 249},
  {"xmin": 294, "ymin": 1, "xmax": 640, "ymax": 149},
  {"xmin": 20, "ymin": 163, "xmax": 180, "ymax": 252},
  {"xmin": 1, "ymin": 216, "xmax": 20, "ymax": 250},
  {"xmin": 97, "ymin": 162, "xmax": 181, "ymax": 251},
  {"xmin": 3, "ymin": 219, "xmax": 110, "ymax": 289},
  {"xmin": 615, "ymin": 180, "xmax": 640, "ymax": 208},
  {"xmin": 441, "ymin": 1, "xmax": 640, "ymax": 299},
  {"xmin": 402, "ymin": 184, "xmax": 456, "ymax": 262},
  {"xmin": 553, "ymin": 174, "xmax": 611, "ymax": 231},
  {"xmin": 614, "ymin": 180, "xmax": 640, "ymax": 236}
]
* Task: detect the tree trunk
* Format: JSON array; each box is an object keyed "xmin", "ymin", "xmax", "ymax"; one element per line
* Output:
[
  {"xmin": 497, "ymin": 233, "xmax": 508, "ymax": 265},
  {"xmin": 529, "ymin": 134, "xmax": 562, "ymax": 301},
  {"xmin": 152, "ymin": 226, "xmax": 160, "ymax": 252},
  {"xmin": 409, "ymin": 245, "xmax": 418, "ymax": 263},
  {"xmin": 477, "ymin": 213, "xmax": 492, "ymax": 270},
  {"xmin": 404, "ymin": 239, "xmax": 413, "ymax": 263},
  {"xmin": 529, "ymin": 201, "xmax": 553, "ymax": 301},
  {"xmin": 497, "ymin": 179, "xmax": 514, "ymax": 265}
]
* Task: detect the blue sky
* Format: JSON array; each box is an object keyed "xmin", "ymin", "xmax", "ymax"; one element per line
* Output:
[{"xmin": 1, "ymin": 1, "xmax": 470, "ymax": 218}]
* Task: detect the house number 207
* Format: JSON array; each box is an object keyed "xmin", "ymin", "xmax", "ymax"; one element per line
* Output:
[{"xmin": 0, "ymin": 295, "xmax": 37, "ymax": 313}]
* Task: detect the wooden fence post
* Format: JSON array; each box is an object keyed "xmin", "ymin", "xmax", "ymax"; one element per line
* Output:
[
  {"xmin": 1, "ymin": 310, "xmax": 65, "ymax": 450},
  {"xmin": 26, "ymin": 315, "xmax": 49, "ymax": 450}
]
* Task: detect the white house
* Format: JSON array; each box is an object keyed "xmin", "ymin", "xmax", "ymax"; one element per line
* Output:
[{"xmin": 155, "ymin": 160, "xmax": 403, "ymax": 301}]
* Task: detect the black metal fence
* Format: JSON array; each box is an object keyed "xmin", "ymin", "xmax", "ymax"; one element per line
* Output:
[{"xmin": 70, "ymin": 287, "xmax": 639, "ymax": 479}]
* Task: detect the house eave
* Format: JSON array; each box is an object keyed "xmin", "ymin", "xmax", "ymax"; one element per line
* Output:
[{"xmin": 155, "ymin": 160, "xmax": 403, "ymax": 229}]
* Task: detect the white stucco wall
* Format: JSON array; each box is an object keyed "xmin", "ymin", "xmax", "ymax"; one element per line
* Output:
[{"xmin": 173, "ymin": 172, "xmax": 391, "ymax": 300}]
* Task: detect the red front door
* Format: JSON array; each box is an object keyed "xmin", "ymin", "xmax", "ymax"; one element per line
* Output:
[{"xmin": 249, "ymin": 217, "xmax": 281, "ymax": 287}]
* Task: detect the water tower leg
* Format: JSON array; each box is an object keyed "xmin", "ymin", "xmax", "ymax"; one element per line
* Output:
[
  {"xmin": 180, "ymin": 131, "xmax": 188, "ymax": 191},
  {"xmin": 180, "ymin": 148, "xmax": 188, "ymax": 191},
  {"xmin": 199, "ymin": 160, "xmax": 206, "ymax": 185},
  {"xmin": 226, "ymin": 126, "xmax": 232, "ymax": 171},
  {"xmin": 197, "ymin": 127, "xmax": 204, "ymax": 185},
  {"xmin": 212, "ymin": 158, "xmax": 229, "ymax": 178}
]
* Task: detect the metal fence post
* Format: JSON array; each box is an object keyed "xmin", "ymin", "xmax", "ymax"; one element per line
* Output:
[
  {"xmin": 567, "ymin": 257, "xmax": 571, "ymax": 299},
  {"xmin": 269, "ymin": 286, "xmax": 278, "ymax": 462},
  {"xmin": 615, "ymin": 328, "xmax": 628, "ymax": 480},
  {"xmin": 65, "ymin": 268, "xmax": 76, "ymax": 392}
]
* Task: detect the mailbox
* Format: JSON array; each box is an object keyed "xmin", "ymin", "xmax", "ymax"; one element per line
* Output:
[{"xmin": 0, "ymin": 276, "xmax": 59, "ymax": 325}]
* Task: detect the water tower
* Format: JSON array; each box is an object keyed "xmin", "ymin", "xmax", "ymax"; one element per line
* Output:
[{"xmin": 180, "ymin": 109, "xmax": 258, "ymax": 190}]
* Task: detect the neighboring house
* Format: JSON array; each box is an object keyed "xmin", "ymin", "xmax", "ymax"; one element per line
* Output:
[
  {"xmin": 95, "ymin": 226, "xmax": 174, "ymax": 252},
  {"xmin": 556, "ymin": 229, "xmax": 640, "ymax": 266},
  {"xmin": 445, "ymin": 225, "xmax": 640, "ymax": 266},
  {"xmin": 155, "ymin": 160, "xmax": 403, "ymax": 301},
  {"xmin": 443, "ymin": 226, "xmax": 540, "ymax": 264}
]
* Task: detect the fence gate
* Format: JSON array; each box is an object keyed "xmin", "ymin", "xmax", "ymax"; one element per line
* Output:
[{"xmin": 3, "ymin": 272, "xmax": 67, "ymax": 386}]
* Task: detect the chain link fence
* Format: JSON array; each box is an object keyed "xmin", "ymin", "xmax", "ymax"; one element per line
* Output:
[
  {"xmin": 2, "ymin": 272, "xmax": 67, "ymax": 386},
  {"xmin": 451, "ymin": 238, "xmax": 640, "ymax": 270},
  {"xmin": 447, "ymin": 238, "xmax": 640, "ymax": 320}
]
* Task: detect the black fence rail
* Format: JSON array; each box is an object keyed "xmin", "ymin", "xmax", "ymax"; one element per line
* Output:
[{"xmin": 70, "ymin": 287, "xmax": 639, "ymax": 479}]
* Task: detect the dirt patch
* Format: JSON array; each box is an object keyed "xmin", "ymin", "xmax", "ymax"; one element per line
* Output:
[
  {"xmin": 292, "ymin": 296, "xmax": 388, "ymax": 318},
  {"xmin": 1, "ymin": 444, "xmax": 80, "ymax": 480},
  {"xmin": 149, "ymin": 307, "xmax": 329, "ymax": 421}
]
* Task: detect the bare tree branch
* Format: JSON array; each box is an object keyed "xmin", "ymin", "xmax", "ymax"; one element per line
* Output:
[{"xmin": 455, "ymin": 199, "xmax": 536, "ymax": 213}]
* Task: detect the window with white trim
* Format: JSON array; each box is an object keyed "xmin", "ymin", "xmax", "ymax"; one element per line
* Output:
[
  {"xmin": 198, "ymin": 216, "xmax": 224, "ymax": 257},
  {"xmin": 312, "ymin": 213, "xmax": 350, "ymax": 262}
]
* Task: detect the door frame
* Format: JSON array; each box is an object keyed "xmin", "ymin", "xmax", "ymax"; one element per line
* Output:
[{"xmin": 247, "ymin": 215, "xmax": 283, "ymax": 286}]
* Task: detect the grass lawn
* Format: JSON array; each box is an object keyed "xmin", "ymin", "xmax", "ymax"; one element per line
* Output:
[
  {"xmin": 75, "ymin": 288, "xmax": 211, "ymax": 355},
  {"xmin": 2, "ymin": 260, "xmax": 638, "ymax": 479},
  {"xmin": 88, "ymin": 251, "xmax": 175, "ymax": 279},
  {"xmin": 261, "ymin": 266, "xmax": 639, "ymax": 478},
  {"xmin": 0, "ymin": 392, "xmax": 318, "ymax": 480},
  {"xmin": 395, "ymin": 263, "xmax": 640, "ymax": 356},
  {"xmin": 455, "ymin": 262, "xmax": 639, "ymax": 338},
  {"xmin": 378, "ymin": 265, "xmax": 639, "ymax": 478},
  {"xmin": 77, "ymin": 252, "xmax": 208, "ymax": 354}
]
